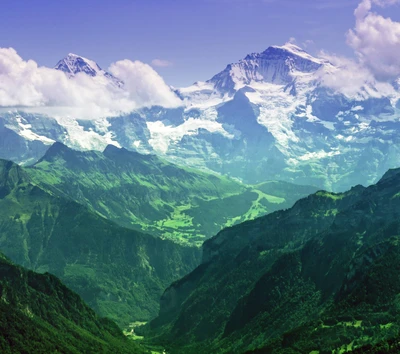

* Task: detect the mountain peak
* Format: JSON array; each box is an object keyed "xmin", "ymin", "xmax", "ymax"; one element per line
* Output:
[
  {"xmin": 39, "ymin": 142, "xmax": 71, "ymax": 161},
  {"xmin": 103, "ymin": 144, "xmax": 127, "ymax": 155},
  {"xmin": 36, "ymin": 143, "xmax": 105, "ymax": 171},
  {"xmin": 37, "ymin": 142, "xmax": 90, "ymax": 166},
  {"xmin": 271, "ymin": 43, "xmax": 306, "ymax": 53},
  {"xmin": 266, "ymin": 43, "xmax": 322, "ymax": 64},
  {"xmin": 55, "ymin": 53, "xmax": 123, "ymax": 87},
  {"xmin": 273, "ymin": 43, "xmax": 303, "ymax": 51},
  {"xmin": 103, "ymin": 144, "xmax": 152, "ymax": 161},
  {"xmin": 0, "ymin": 159, "xmax": 30, "ymax": 197},
  {"xmin": 55, "ymin": 54, "xmax": 101, "ymax": 77},
  {"xmin": 208, "ymin": 43, "xmax": 324, "ymax": 93},
  {"xmin": 66, "ymin": 52, "xmax": 81, "ymax": 58},
  {"xmin": 248, "ymin": 43, "xmax": 323, "ymax": 67},
  {"xmin": 378, "ymin": 167, "xmax": 400, "ymax": 184}
]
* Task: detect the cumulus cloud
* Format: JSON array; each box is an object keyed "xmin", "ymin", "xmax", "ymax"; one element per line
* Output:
[
  {"xmin": 109, "ymin": 60, "xmax": 180, "ymax": 108},
  {"xmin": 317, "ymin": 51, "xmax": 395, "ymax": 98},
  {"xmin": 0, "ymin": 48, "xmax": 181, "ymax": 119},
  {"xmin": 317, "ymin": 52, "xmax": 373, "ymax": 95},
  {"xmin": 151, "ymin": 59, "xmax": 173, "ymax": 67},
  {"xmin": 317, "ymin": 0, "xmax": 400, "ymax": 97},
  {"xmin": 347, "ymin": 0, "xmax": 400, "ymax": 80}
]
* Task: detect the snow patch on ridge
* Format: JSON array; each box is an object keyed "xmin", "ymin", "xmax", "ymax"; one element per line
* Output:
[
  {"xmin": 179, "ymin": 81, "xmax": 231, "ymax": 109},
  {"xmin": 147, "ymin": 108, "xmax": 233, "ymax": 154},
  {"xmin": 287, "ymin": 149, "xmax": 341, "ymax": 165},
  {"xmin": 272, "ymin": 43, "xmax": 325, "ymax": 65},
  {"xmin": 53, "ymin": 116, "xmax": 121, "ymax": 150},
  {"xmin": 6, "ymin": 114, "xmax": 55, "ymax": 144}
]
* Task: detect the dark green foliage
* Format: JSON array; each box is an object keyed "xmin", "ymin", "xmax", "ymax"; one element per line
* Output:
[
  {"xmin": 0, "ymin": 158, "xmax": 201, "ymax": 326},
  {"xmin": 351, "ymin": 336, "xmax": 400, "ymax": 353},
  {"xmin": 0, "ymin": 254, "xmax": 146, "ymax": 353},
  {"xmin": 142, "ymin": 168, "xmax": 400, "ymax": 353}
]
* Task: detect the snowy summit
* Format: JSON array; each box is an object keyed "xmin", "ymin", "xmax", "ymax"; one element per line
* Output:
[{"xmin": 55, "ymin": 53, "xmax": 123, "ymax": 87}]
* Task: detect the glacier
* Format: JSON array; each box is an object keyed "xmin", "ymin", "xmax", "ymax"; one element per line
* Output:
[{"xmin": 1, "ymin": 44, "xmax": 400, "ymax": 191}]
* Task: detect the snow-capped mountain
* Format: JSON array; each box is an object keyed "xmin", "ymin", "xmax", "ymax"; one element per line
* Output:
[
  {"xmin": 179, "ymin": 44, "xmax": 329, "ymax": 103},
  {"xmin": 1, "ymin": 44, "xmax": 400, "ymax": 191},
  {"xmin": 209, "ymin": 44, "xmax": 326, "ymax": 92},
  {"xmin": 55, "ymin": 53, "xmax": 123, "ymax": 87}
]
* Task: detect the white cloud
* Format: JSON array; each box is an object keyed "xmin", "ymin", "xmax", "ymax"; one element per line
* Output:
[
  {"xmin": 347, "ymin": 0, "xmax": 400, "ymax": 80},
  {"xmin": 151, "ymin": 59, "xmax": 173, "ymax": 67},
  {"xmin": 109, "ymin": 60, "xmax": 181, "ymax": 108},
  {"xmin": 317, "ymin": 0, "xmax": 400, "ymax": 97},
  {"xmin": 0, "ymin": 48, "xmax": 181, "ymax": 119},
  {"xmin": 302, "ymin": 39, "xmax": 315, "ymax": 48},
  {"xmin": 317, "ymin": 51, "xmax": 395, "ymax": 98}
]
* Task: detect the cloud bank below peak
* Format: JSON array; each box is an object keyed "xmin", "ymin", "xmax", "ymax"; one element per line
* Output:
[{"xmin": 0, "ymin": 48, "xmax": 182, "ymax": 119}]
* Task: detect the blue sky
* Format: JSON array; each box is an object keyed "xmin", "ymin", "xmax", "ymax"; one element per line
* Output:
[{"xmin": 0, "ymin": 0, "xmax": 399, "ymax": 86}]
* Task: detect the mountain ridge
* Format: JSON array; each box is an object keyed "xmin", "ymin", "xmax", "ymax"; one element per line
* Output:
[
  {"xmin": 207, "ymin": 43, "xmax": 326, "ymax": 93},
  {"xmin": 55, "ymin": 53, "xmax": 123, "ymax": 87},
  {"xmin": 0, "ymin": 158, "xmax": 202, "ymax": 326},
  {"xmin": 0, "ymin": 253, "xmax": 147, "ymax": 353},
  {"xmin": 28, "ymin": 143, "xmax": 317, "ymax": 245},
  {"xmin": 140, "ymin": 166, "xmax": 400, "ymax": 353},
  {"xmin": 1, "ymin": 44, "xmax": 400, "ymax": 191}
]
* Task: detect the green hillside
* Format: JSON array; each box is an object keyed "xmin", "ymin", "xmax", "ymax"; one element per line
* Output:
[
  {"xmin": 141, "ymin": 168, "xmax": 400, "ymax": 353},
  {"xmin": 27, "ymin": 143, "xmax": 317, "ymax": 246},
  {"xmin": 0, "ymin": 253, "xmax": 146, "ymax": 353},
  {"xmin": 0, "ymin": 159, "xmax": 200, "ymax": 327}
]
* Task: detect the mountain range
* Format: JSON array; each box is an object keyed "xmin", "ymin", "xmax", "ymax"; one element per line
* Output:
[
  {"xmin": 1, "ymin": 44, "xmax": 400, "ymax": 191},
  {"xmin": 141, "ymin": 167, "xmax": 400, "ymax": 353},
  {"xmin": 0, "ymin": 144, "xmax": 315, "ymax": 327},
  {"xmin": 27, "ymin": 142, "xmax": 317, "ymax": 245},
  {"xmin": 2, "ymin": 42, "xmax": 400, "ymax": 353}
]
